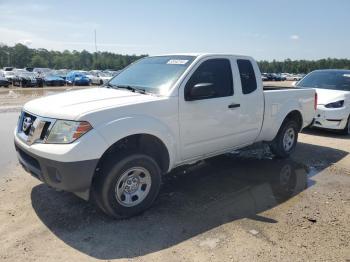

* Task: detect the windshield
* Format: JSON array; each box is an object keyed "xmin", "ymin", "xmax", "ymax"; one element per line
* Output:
[
  {"xmin": 297, "ymin": 70, "xmax": 350, "ymax": 91},
  {"xmin": 99, "ymin": 72, "xmax": 111, "ymax": 77},
  {"xmin": 45, "ymin": 73, "xmax": 60, "ymax": 77},
  {"xmin": 20, "ymin": 72, "xmax": 36, "ymax": 77},
  {"xmin": 108, "ymin": 55, "xmax": 195, "ymax": 94}
]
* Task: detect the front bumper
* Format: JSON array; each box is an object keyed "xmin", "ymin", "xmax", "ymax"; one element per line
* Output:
[
  {"xmin": 312, "ymin": 106, "xmax": 348, "ymax": 130},
  {"xmin": 15, "ymin": 140, "xmax": 99, "ymax": 200}
]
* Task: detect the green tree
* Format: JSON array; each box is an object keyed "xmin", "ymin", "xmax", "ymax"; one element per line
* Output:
[{"xmin": 30, "ymin": 55, "xmax": 49, "ymax": 67}]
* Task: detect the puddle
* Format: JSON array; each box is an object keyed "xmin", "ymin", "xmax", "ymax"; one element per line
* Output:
[
  {"xmin": 0, "ymin": 87, "xmax": 91, "ymax": 109},
  {"xmin": 0, "ymin": 87, "xmax": 85, "ymax": 98},
  {"xmin": 161, "ymin": 151, "xmax": 315, "ymax": 213}
]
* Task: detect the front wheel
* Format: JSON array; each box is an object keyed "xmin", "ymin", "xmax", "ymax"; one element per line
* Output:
[
  {"xmin": 270, "ymin": 120, "xmax": 299, "ymax": 158},
  {"xmin": 341, "ymin": 115, "xmax": 350, "ymax": 135},
  {"xmin": 92, "ymin": 154, "xmax": 162, "ymax": 219}
]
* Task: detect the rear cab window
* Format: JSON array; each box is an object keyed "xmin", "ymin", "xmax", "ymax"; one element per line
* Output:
[{"xmin": 237, "ymin": 59, "xmax": 257, "ymax": 94}]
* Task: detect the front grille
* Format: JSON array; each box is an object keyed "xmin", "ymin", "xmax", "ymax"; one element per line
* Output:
[{"xmin": 17, "ymin": 111, "xmax": 56, "ymax": 145}]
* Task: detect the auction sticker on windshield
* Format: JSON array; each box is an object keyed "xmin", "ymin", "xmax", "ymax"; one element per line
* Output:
[{"xmin": 167, "ymin": 59, "xmax": 189, "ymax": 65}]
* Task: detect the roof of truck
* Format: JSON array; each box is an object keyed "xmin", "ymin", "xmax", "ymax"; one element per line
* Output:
[{"xmin": 153, "ymin": 53, "xmax": 252, "ymax": 59}]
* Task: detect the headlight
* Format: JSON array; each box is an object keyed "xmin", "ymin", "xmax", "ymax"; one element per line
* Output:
[
  {"xmin": 46, "ymin": 120, "xmax": 92, "ymax": 144},
  {"xmin": 325, "ymin": 100, "xmax": 344, "ymax": 108}
]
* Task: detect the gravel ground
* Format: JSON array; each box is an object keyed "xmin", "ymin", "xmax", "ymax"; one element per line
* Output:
[{"xmin": 0, "ymin": 82, "xmax": 349, "ymax": 262}]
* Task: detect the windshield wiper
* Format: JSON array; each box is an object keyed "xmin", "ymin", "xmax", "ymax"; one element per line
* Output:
[
  {"xmin": 102, "ymin": 82, "xmax": 115, "ymax": 88},
  {"xmin": 114, "ymin": 85, "xmax": 147, "ymax": 94}
]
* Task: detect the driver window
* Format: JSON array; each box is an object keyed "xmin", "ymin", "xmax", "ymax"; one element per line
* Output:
[{"xmin": 185, "ymin": 59, "xmax": 233, "ymax": 100}]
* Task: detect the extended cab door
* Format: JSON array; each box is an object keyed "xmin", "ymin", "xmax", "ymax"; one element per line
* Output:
[
  {"xmin": 234, "ymin": 58, "xmax": 264, "ymax": 142},
  {"xmin": 179, "ymin": 57, "xmax": 255, "ymax": 161}
]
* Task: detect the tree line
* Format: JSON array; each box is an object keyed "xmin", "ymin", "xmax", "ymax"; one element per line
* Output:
[
  {"xmin": 1, "ymin": 44, "xmax": 350, "ymax": 73},
  {"xmin": 0, "ymin": 43, "xmax": 146, "ymax": 70},
  {"xmin": 258, "ymin": 58, "xmax": 350, "ymax": 74}
]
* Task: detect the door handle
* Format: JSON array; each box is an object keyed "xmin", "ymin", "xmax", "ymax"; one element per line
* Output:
[{"xmin": 228, "ymin": 103, "xmax": 240, "ymax": 109}]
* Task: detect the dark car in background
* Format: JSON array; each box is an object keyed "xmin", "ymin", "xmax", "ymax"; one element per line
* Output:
[
  {"xmin": 25, "ymin": 67, "xmax": 34, "ymax": 72},
  {"xmin": 52, "ymin": 69, "xmax": 69, "ymax": 81},
  {"xmin": 13, "ymin": 71, "xmax": 38, "ymax": 87},
  {"xmin": 44, "ymin": 74, "xmax": 66, "ymax": 86},
  {"xmin": 263, "ymin": 73, "xmax": 286, "ymax": 81},
  {"xmin": 0, "ymin": 74, "xmax": 10, "ymax": 87}
]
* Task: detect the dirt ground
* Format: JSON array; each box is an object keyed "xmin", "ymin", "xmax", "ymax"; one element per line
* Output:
[{"xmin": 0, "ymin": 82, "xmax": 349, "ymax": 262}]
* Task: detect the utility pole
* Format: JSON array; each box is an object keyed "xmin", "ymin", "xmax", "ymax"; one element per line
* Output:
[
  {"xmin": 94, "ymin": 29, "xmax": 98, "ymax": 53},
  {"xmin": 94, "ymin": 29, "xmax": 98, "ymax": 69},
  {"xmin": 4, "ymin": 51, "xmax": 10, "ymax": 66}
]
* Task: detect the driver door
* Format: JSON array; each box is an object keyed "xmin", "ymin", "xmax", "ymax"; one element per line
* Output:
[{"xmin": 178, "ymin": 57, "xmax": 244, "ymax": 161}]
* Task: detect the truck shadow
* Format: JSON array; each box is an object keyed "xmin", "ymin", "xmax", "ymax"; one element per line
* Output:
[{"xmin": 30, "ymin": 142, "xmax": 347, "ymax": 259}]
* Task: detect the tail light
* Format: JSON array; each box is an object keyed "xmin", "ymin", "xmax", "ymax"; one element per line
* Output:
[{"xmin": 314, "ymin": 92, "xmax": 318, "ymax": 110}]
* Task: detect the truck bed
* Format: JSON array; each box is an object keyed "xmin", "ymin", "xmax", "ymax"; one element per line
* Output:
[
  {"xmin": 263, "ymin": 86, "xmax": 295, "ymax": 91},
  {"xmin": 256, "ymin": 87, "xmax": 315, "ymax": 142}
]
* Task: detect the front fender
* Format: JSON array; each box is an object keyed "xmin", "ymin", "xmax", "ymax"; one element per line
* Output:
[{"xmin": 95, "ymin": 115, "xmax": 178, "ymax": 171}]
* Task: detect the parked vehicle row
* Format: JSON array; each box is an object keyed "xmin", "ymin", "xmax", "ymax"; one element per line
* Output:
[
  {"xmin": 262, "ymin": 73, "xmax": 305, "ymax": 81},
  {"xmin": 0, "ymin": 67, "xmax": 120, "ymax": 88}
]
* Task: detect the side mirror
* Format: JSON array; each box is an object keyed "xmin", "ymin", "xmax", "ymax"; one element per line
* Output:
[{"xmin": 186, "ymin": 83, "xmax": 216, "ymax": 101}]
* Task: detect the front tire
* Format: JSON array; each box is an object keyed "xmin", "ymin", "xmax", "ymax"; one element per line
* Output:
[
  {"xmin": 92, "ymin": 154, "xmax": 162, "ymax": 219},
  {"xmin": 341, "ymin": 115, "xmax": 350, "ymax": 135},
  {"xmin": 270, "ymin": 120, "xmax": 299, "ymax": 158}
]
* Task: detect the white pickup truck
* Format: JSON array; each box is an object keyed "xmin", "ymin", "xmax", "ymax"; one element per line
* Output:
[{"xmin": 14, "ymin": 54, "xmax": 316, "ymax": 218}]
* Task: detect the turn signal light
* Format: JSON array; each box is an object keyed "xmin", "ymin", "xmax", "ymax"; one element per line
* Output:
[{"xmin": 73, "ymin": 122, "xmax": 93, "ymax": 139}]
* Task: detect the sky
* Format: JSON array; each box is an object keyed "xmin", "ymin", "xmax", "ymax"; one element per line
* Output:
[{"xmin": 0, "ymin": 0, "xmax": 349, "ymax": 61}]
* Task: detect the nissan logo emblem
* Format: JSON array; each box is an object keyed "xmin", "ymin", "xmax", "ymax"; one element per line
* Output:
[{"xmin": 22, "ymin": 117, "xmax": 33, "ymax": 132}]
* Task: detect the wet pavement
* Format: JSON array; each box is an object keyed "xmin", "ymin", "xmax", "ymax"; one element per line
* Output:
[
  {"xmin": 0, "ymin": 112, "xmax": 20, "ymax": 169},
  {"xmin": 0, "ymin": 86, "xmax": 90, "ymax": 113}
]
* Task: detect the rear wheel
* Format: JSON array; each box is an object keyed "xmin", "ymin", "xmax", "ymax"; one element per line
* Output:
[
  {"xmin": 92, "ymin": 154, "xmax": 162, "ymax": 219},
  {"xmin": 270, "ymin": 120, "xmax": 299, "ymax": 158}
]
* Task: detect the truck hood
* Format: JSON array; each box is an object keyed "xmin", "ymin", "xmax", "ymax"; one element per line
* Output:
[
  {"xmin": 23, "ymin": 87, "xmax": 163, "ymax": 120},
  {"xmin": 315, "ymin": 88, "xmax": 350, "ymax": 105}
]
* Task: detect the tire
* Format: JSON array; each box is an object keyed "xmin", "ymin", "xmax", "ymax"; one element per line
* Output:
[
  {"xmin": 341, "ymin": 115, "xmax": 350, "ymax": 135},
  {"xmin": 270, "ymin": 120, "xmax": 299, "ymax": 158},
  {"xmin": 92, "ymin": 154, "xmax": 162, "ymax": 219}
]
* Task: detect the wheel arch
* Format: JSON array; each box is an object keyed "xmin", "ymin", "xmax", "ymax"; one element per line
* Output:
[
  {"xmin": 273, "ymin": 109, "xmax": 303, "ymax": 141},
  {"xmin": 92, "ymin": 133, "xmax": 171, "ymax": 184},
  {"xmin": 283, "ymin": 110, "xmax": 303, "ymax": 132}
]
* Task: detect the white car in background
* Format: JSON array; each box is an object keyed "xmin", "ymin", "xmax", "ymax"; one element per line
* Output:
[
  {"xmin": 88, "ymin": 71, "xmax": 113, "ymax": 85},
  {"xmin": 97, "ymin": 72, "xmax": 112, "ymax": 84},
  {"xmin": 296, "ymin": 69, "xmax": 350, "ymax": 135},
  {"xmin": 283, "ymin": 73, "xmax": 303, "ymax": 81},
  {"xmin": 3, "ymin": 70, "xmax": 16, "ymax": 82}
]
